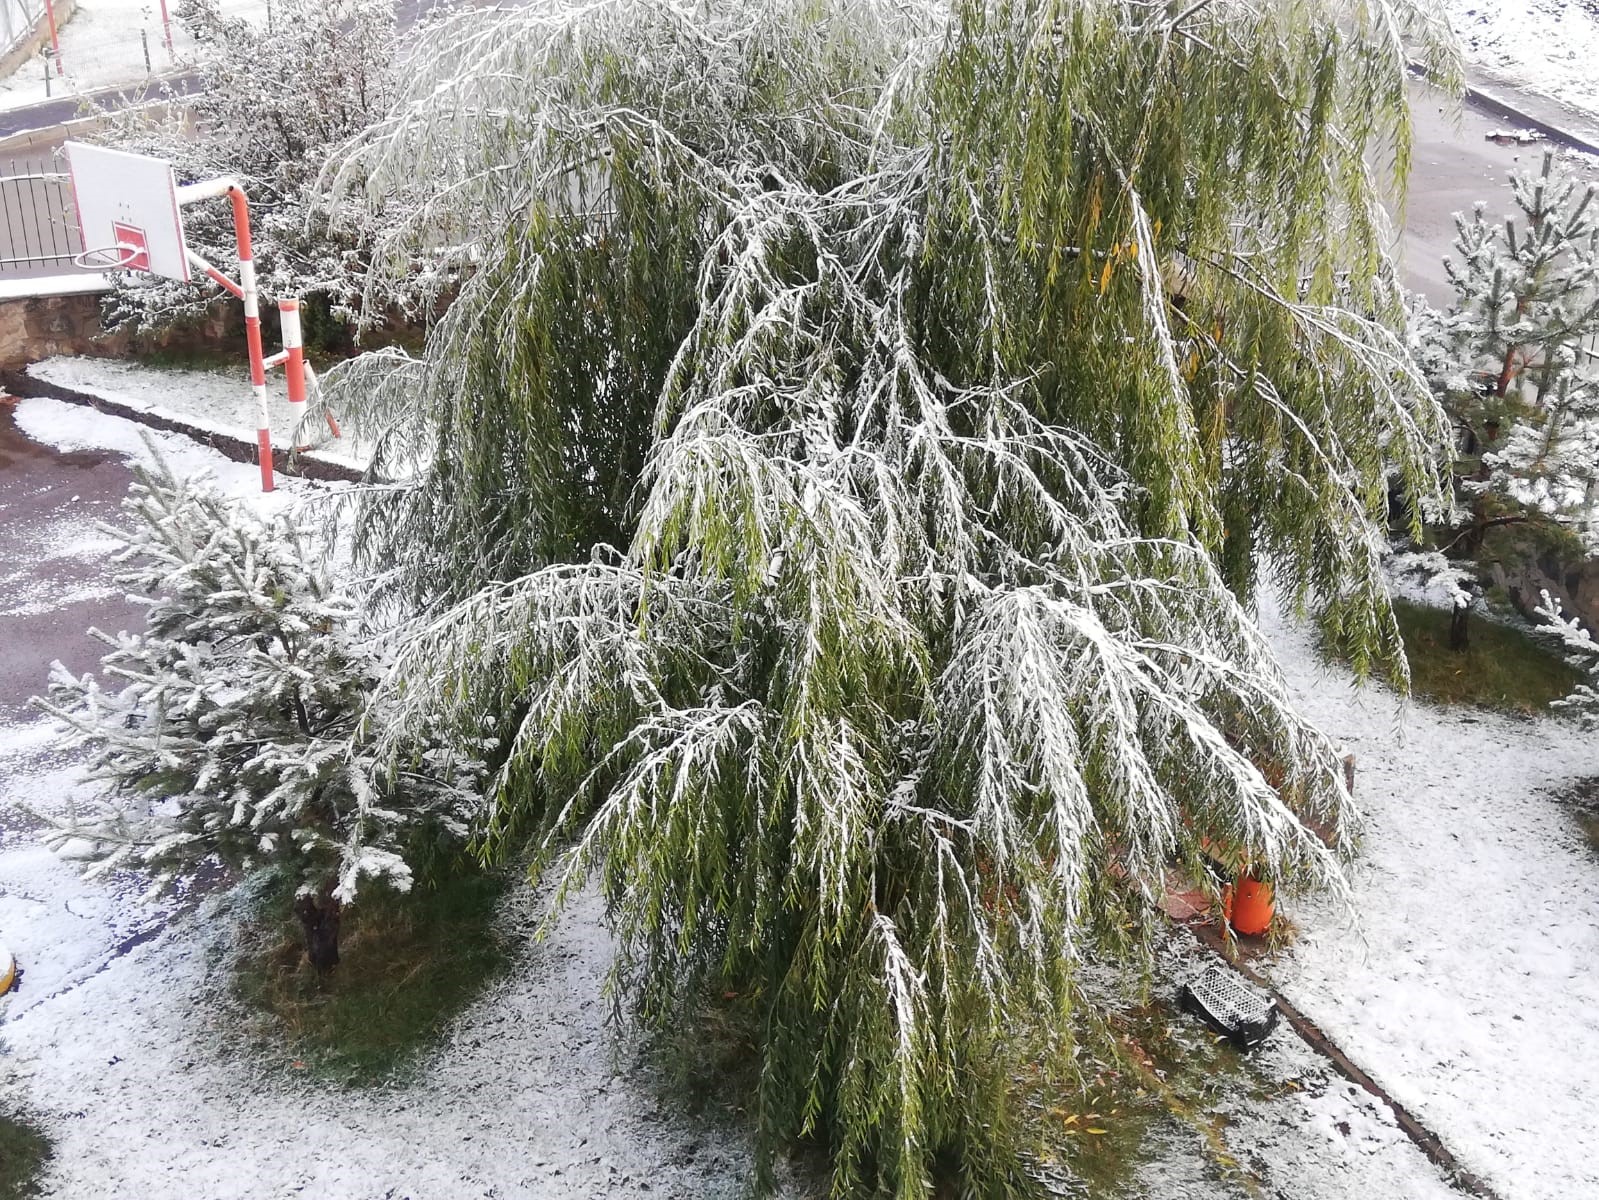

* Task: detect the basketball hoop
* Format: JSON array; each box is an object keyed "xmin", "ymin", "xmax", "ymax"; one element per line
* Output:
[{"xmin": 72, "ymin": 244, "xmax": 143, "ymax": 270}]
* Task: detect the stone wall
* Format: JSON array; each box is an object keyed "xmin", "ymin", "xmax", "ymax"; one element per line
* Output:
[
  {"xmin": 0, "ymin": 286, "xmax": 241, "ymax": 370},
  {"xmin": 0, "ymin": 287, "xmax": 123, "ymax": 370}
]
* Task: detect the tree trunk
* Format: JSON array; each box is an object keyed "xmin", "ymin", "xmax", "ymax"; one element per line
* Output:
[
  {"xmin": 294, "ymin": 890, "xmax": 342, "ymax": 975},
  {"xmin": 1449, "ymin": 598, "xmax": 1470, "ymax": 653}
]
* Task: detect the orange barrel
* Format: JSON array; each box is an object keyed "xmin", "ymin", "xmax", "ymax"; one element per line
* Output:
[{"xmin": 1221, "ymin": 874, "xmax": 1274, "ymax": 936}]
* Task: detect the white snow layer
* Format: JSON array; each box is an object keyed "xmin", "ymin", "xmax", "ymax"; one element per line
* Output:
[
  {"xmin": 27, "ymin": 355, "xmax": 371, "ymax": 475},
  {"xmin": 0, "ymin": 0, "xmax": 270, "ymax": 116},
  {"xmin": 1447, "ymin": 0, "xmax": 1599, "ymax": 122},
  {"xmin": 1262, "ymin": 591, "xmax": 1599, "ymax": 1200}
]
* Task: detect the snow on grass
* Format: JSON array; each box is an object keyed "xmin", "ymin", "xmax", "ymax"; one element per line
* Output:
[
  {"xmin": 1262, "ymin": 590, "xmax": 1599, "ymax": 1200},
  {"xmin": 1126, "ymin": 933, "xmax": 1464, "ymax": 1200},
  {"xmin": 1, "ymin": 799, "xmax": 766, "ymax": 1198},
  {"xmin": 27, "ymin": 356, "xmax": 372, "ymax": 476},
  {"xmin": 1447, "ymin": 0, "xmax": 1599, "ymax": 122}
]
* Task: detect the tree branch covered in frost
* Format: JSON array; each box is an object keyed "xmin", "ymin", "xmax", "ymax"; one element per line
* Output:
[
  {"xmin": 31, "ymin": 462, "xmax": 482, "ymax": 919},
  {"xmin": 1537, "ymin": 589, "xmax": 1599, "ymax": 726},
  {"xmin": 320, "ymin": 1, "xmax": 1456, "ymax": 1192},
  {"xmin": 1412, "ymin": 151, "xmax": 1599, "ymax": 563}
]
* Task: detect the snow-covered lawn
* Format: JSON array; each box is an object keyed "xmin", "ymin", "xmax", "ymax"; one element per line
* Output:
[
  {"xmin": 29, "ymin": 354, "xmax": 372, "ymax": 475},
  {"xmin": 3, "ymin": 395, "xmax": 1595, "ymax": 1198},
  {"xmin": 0, "ymin": 397, "xmax": 761, "ymax": 1199},
  {"xmin": 1264, "ymin": 593, "xmax": 1599, "ymax": 1200},
  {"xmin": 1447, "ymin": 0, "xmax": 1599, "ymax": 123}
]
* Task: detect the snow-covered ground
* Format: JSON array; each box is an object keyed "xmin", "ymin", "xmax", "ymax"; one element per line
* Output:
[
  {"xmin": 0, "ymin": 398, "xmax": 764, "ymax": 1199},
  {"xmin": 29, "ymin": 354, "xmax": 372, "ymax": 474},
  {"xmin": 3, "ymin": 395, "xmax": 1595, "ymax": 1198},
  {"xmin": 1263, "ymin": 593, "xmax": 1599, "ymax": 1200},
  {"xmin": 0, "ymin": 0, "xmax": 270, "ymax": 115},
  {"xmin": 1447, "ymin": 0, "xmax": 1599, "ymax": 123}
]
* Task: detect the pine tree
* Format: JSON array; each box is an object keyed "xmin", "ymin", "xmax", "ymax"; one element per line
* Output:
[
  {"xmin": 33, "ymin": 463, "xmax": 481, "ymax": 972},
  {"xmin": 1537, "ymin": 589, "xmax": 1599, "ymax": 726},
  {"xmin": 1415, "ymin": 151, "xmax": 1599, "ymax": 559},
  {"xmin": 320, "ymin": 1, "xmax": 1456, "ymax": 1192}
]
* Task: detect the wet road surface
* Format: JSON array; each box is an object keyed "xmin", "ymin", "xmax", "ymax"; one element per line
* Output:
[{"xmin": 0, "ymin": 396, "xmax": 140, "ymax": 726}]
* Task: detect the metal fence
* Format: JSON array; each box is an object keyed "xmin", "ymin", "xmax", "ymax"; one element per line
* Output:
[
  {"xmin": 0, "ymin": 0, "xmax": 43, "ymax": 56},
  {"xmin": 0, "ymin": 157, "xmax": 82, "ymax": 279}
]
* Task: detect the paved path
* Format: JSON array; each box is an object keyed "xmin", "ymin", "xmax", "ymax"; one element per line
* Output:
[{"xmin": 1399, "ymin": 78, "xmax": 1564, "ymax": 305}]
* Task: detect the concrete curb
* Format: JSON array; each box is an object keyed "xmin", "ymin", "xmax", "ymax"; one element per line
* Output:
[
  {"xmin": 1, "ymin": 369, "xmax": 367, "ymax": 485},
  {"xmin": 1463, "ymin": 83, "xmax": 1599, "ymax": 160},
  {"xmin": 1186, "ymin": 920, "xmax": 1505, "ymax": 1200},
  {"xmin": 1410, "ymin": 61, "xmax": 1599, "ymax": 160}
]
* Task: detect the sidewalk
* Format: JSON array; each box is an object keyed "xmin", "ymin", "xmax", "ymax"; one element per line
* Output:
[{"xmin": 0, "ymin": 0, "xmax": 267, "ymax": 117}]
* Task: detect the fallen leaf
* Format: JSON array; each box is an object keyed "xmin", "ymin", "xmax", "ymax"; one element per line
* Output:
[{"xmin": 1085, "ymin": 1128, "xmax": 1109, "ymax": 1135}]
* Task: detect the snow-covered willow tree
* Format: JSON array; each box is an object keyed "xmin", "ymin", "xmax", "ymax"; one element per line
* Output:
[{"xmin": 322, "ymin": 1, "xmax": 1457, "ymax": 1192}]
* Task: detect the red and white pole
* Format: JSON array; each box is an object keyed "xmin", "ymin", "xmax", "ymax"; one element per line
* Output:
[
  {"xmin": 158, "ymin": 0, "xmax": 173, "ymax": 53},
  {"xmin": 43, "ymin": 0, "xmax": 62, "ymax": 75},
  {"xmin": 226, "ymin": 186, "xmax": 273, "ymax": 492},
  {"xmin": 279, "ymin": 298, "xmax": 309, "ymax": 449}
]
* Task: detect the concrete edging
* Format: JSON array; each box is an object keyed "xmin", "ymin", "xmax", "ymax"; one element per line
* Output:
[
  {"xmin": 1, "ymin": 368, "xmax": 367, "ymax": 484},
  {"xmin": 1410, "ymin": 60, "xmax": 1599, "ymax": 160},
  {"xmin": 1187, "ymin": 921, "xmax": 1505, "ymax": 1200}
]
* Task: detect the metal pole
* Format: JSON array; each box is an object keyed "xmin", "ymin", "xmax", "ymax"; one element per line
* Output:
[
  {"xmin": 279, "ymin": 298, "xmax": 308, "ymax": 448},
  {"xmin": 227, "ymin": 185, "xmax": 274, "ymax": 492},
  {"xmin": 158, "ymin": 0, "xmax": 172, "ymax": 53},
  {"xmin": 41, "ymin": 50, "xmax": 48, "ymax": 97},
  {"xmin": 141, "ymin": 28, "xmax": 150, "ymax": 75}
]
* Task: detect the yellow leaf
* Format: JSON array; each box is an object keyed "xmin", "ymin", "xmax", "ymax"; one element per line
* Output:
[
  {"xmin": 1099, "ymin": 258, "xmax": 1114, "ymax": 293},
  {"xmin": 1086, "ymin": 1128, "xmax": 1109, "ymax": 1135},
  {"xmin": 1063, "ymin": 1114, "xmax": 1079, "ymax": 1126}
]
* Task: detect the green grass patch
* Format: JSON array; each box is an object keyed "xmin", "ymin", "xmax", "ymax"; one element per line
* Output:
[
  {"xmin": 0, "ymin": 1106, "xmax": 51, "ymax": 1200},
  {"xmin": 1579, "ymin": 812, "xmax": 1599, "ymax": 861},
  {"xmin": 1023, "ymin": 998, "xmax": 1273, "ymax": 1197},
  {"xmin": 233, "ymin": 869, "xmax": 515, "ymax": 1085},
  {"xmin": 1388, "ymin": 598, "xmax": 1581, "ymax": 714}
]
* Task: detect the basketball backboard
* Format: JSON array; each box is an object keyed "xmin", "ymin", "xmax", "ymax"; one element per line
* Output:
[{"xmin": 64, "ymin": 141, "xmax": 191, "ymax": 282}]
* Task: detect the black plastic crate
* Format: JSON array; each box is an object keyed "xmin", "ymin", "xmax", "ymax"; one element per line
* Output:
[{"xmin": 1178, "ymin": 963, "xmax": 1279, "ymax": 1049}]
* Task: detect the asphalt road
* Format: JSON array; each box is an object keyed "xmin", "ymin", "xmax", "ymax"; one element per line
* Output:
[
  {"xmin": 1399, "ymin": 77, "xmax": 1562, "ymax": 305},
  {"xmin": 0, "ymin": 398, "xmax": 139, "ymax": 726}
]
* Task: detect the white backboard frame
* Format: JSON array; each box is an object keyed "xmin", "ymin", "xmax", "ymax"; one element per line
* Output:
[{"xmin": 65, "ymin": 141, "xmax": 191, "ymax": 283}]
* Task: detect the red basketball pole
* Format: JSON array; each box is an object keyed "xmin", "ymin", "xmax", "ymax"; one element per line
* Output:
[
  {"xmin": 158, "ymin": 0, "xmax": 173, "ymax": 53},
  {"xmin": 176, "ymin": 177, "xmax": 274, "ymax": 491}
]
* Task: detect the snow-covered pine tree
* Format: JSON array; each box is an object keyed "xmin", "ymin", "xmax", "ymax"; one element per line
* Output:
[
  {"xmin": 97, "ymin": 0, "xmax": 417, "ymax": 334},
  {"xmin": 1416, "ymin": 151, "xmax": 1599, "ymax": 558},
  {"xmin": 33, "ymin": 463, "xmax": 480, "ymax": 972},
  {"xmin": 320, "ymin": 0, "xmax": 1456, "ymax": 1192}
]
